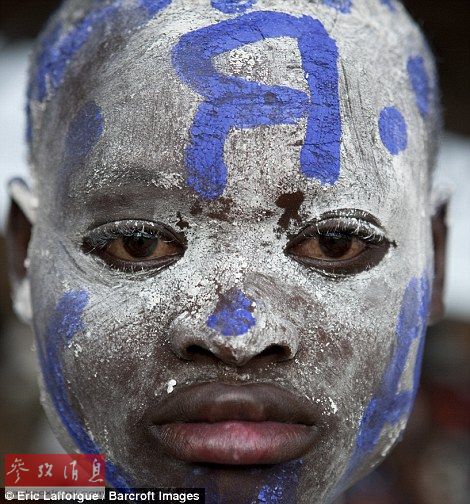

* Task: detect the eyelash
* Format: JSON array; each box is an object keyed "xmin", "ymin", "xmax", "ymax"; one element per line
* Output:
[
  {"xmin": 284, "ymin": 215, "xmax": 393, "ymax": 276},
  {"xmin": 299, "ymin": 218, "xmax": 387, "ymax": 245},
  {"xmin": 83, "ymin": 221, "xmax": 180, "ymax": 252}
]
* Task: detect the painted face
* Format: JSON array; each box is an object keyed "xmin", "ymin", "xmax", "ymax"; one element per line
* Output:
[{"xmin": 24, "ymin": 0, "xmax": 438, "ymax": 501}]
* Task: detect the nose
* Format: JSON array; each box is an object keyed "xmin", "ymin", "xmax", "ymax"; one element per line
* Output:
[
  {"xmin": 171, "ymin": 333, "xmax": 296, "ymax": 367},
  {"xmin": 169, "ymin": 288, "xmax": 299, "ymax": 367}
]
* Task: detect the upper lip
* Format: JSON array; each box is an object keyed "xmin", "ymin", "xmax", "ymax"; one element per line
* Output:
[{"xmin": 150, "ymin": 382, "xmax": 319, "ymax": 426}]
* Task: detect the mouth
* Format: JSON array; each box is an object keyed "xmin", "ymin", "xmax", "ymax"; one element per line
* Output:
[{"xmin": 148, "ymin": 382, "xmax": 320, "ymax": 465}]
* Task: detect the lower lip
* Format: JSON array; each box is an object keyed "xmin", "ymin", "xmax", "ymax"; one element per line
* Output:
[{"xmin": 152, "ymin": 421, "xmax": 317, "ymax": 465}]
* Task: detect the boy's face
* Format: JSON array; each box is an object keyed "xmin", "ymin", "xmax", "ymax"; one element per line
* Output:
[{"xmin": 20, "ymin": 1, "xmax": 440, "ymax": 502}]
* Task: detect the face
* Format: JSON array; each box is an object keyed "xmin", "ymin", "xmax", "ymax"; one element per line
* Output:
[{"xmin": 20, "ymin": 0, "xmax": 439, "ymax": 502}]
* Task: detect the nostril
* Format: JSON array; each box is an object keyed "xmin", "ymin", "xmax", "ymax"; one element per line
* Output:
[
  {"xmin": 184, "ymin": 344, "xmax": 294, "ymax": 363},
  {"xmin": 257, "ymin": 344, "xmax": 293, "ymax": 362},
  {"xmin": 173, "ymin": 338, "xmax": 296, "ymax": 367},
  {"xmin": 185, "ymin": 344, "xmax": 217, "ymax": 361}
]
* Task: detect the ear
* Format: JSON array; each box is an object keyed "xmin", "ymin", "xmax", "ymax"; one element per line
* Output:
[
  {"xmin": 428, "ymin": 202, "xmax": 448, "ymax": 325},
  {"xmin": 6, "ymin": 178, "xmax": 38, "ymax": 324}
]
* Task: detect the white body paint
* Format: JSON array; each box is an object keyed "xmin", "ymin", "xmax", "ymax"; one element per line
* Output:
[
  {"xmin": 167, "ymin": 379, "xmax": 177, "ymax": 394},
  {"xmin": 12, "ymin": 0, "xmax": 440, "ymax": 502}
]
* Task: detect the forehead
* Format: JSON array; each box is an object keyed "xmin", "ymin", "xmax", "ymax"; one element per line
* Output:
[{"xmin": 41, "ymin": 0, "xmax": 434, "ymax": 222}]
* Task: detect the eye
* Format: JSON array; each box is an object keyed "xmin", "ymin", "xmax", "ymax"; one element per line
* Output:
[
  {"xmin": 83, "ymin": 221, "xmax": 186, "ymax": 272},
  {"xmin": 285, "ymin": 217, "xmax": 392, "ymax": 275},
  {"xmin": 292, "ymin": 232, "xmax": 367, "ymax": 261}
]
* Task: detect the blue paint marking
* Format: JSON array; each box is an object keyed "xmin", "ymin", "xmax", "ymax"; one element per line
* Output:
[
  {"xmin": 211, "ymin": 0, "xmax": 257, "ymax": 14},
  {"xmin": 258, "ymin": 484, "xmax": 283, "ymax": 503},
  {"xmin": 64, "ymin": 101, "xmax": 104, "ymax": 168},
  {"xmin": 38, "ymin": 291, "xmax": 132, "ymax": 491},
  {"xmin": 345, "ymin": 275, "xmax": 430, "ymax": 477},
  {"xmin": 407, "ymin": 56, "xmax": 430, "ymax": 118},
  {"xmin": 28, "ymin": 0, "xmax": 170, "ymax": 104},
  {"xmin": 379, "ymin": 106, "xmax": 407, "ymax": 155},
  {"xmin": 26, "ymin": 20, "xmax": 63, "ymax": 140},
  {"xmin": 25, "ymin": 102, "xmax": 33, "ymax": 143},
  {"xmin": 380, "ymin": 0, "xmax": 396, "ymax": 11},
  {"xmin": 26, "ymin": 0, "xmax": 171, "ymax": 143},
  {"xmin": 323, "ymin": 0, "xmax": 352, "ymax": 14},
  {"xmin": 257, "ymin": 460, "xmax": 303, "ymax": 503},
  {"xmin": 184, "ymin": 467, "xmax": 219, "ymax": 504},
  {"xmin": 207, "ymin": 289, "xmax": 256, "ymax": 336},
  {"xmin": 32, "ymin": 22, "xmax": 63, "ymax": 103},
  {"xmin": 31, "ymin": 4, "xmax": 119, "ymax": 104},
  {"xmin": 172, "ymin": 11, "xmax": 341, "ymax": 199},
  {"xmin": 139, "ymin": 0, "xmax": 172, "ymax": 16}
]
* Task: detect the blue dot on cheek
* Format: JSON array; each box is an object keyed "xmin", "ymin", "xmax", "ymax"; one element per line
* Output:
[
  {"xmin": 379, "ymin": 106, "xmax": 408, "ymax": 155},
  {"xmin": 64, "ymin": 101, "xmax": 104, "ymax": 166},
  {"xmin": 407, "ymin": 55, "xmax": 430, "ymax": 117},
  {"xmin": 211, "ymin": 0, "xmax": 257, "ymax": 14}
]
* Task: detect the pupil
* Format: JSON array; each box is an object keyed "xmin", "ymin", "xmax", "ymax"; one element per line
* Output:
[
  {"xmin": 319, "ymin": 233, "xmax": 352, "ymax": 259},
  {"xmin": 123, "ymin": 233, "xmax": 158, "ymax": 258}
]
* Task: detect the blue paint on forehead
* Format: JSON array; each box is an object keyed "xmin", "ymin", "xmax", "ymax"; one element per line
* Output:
[
  {"xmin": 38, "ymin": 290, "xmax": 133, "ymax": 491},
  {"xmin": 172, "ymin": 11, "xmax": 342, "ymax": 200},
  {"xmin": 26, "ymin": 21, "xmax": 62, "ymax": 141},
  {"xmin": 139, "ymin": 0, "xmax": 172, "ymax": 17},
  {"xmin": 343, "ymin": 275, "xmax": 430, "ymax": 480},
  {"xmin": 211, "ymin": 0, "xmax": 257, "ymax": 14},
  {"xmin": 64, "ymin": 101, "xmax": 104, "ymax": 168},
  {"xmin": 32, "ymin": 22, "xmax": 63, "ymax": 103},
  {"xmin": 27, "ymin": 0, "xmax": 172, "ymax": 142},
  {"xmin": 206, "ymin": 289, "xmax": 256, "ymax": 336},
  {"xmin": 379, "ymin": 106, "xmax": 408, "ymax": 155},
  {"xmin": 323, "ymin": 0, "xmax": 352, "ymax": 14},
  {"xmin": 407, "ymin": 56, "xmax": 430, "ymax": 118},
  {"xmin": 32, "ymin": 4, "xmax": 120, "ymax": 104}
]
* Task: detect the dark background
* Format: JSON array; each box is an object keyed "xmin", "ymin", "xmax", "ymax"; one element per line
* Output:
[{"xmin": 1, "ymin": 1, "xmax": 469, "ymax": 502}]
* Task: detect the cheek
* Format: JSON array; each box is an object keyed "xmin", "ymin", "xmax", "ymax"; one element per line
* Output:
[
  {"xmin": 32, "ymin": 284, "xmax": 134, "ymax": 489},
  {"xmin": 64, "ymin": 280, "xmax": 182, "ymax": 409},
  {"xmin": 294, "ymin": 274, "xmax": 399, "ymax": 389},
  {"xmin": 339, "ymin": 274, "xmax": 431, "ymax": 487}
]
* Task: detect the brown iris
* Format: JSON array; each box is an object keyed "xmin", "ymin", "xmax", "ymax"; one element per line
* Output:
[
  {"xmin": 290, "ymin": 232, "xmax": 367, "ymax": 262},
  {"xmin": 84, "ymin": 223, "xmax": 186, "ymax": 273},
  {"xmin": 286, "ymin": 223, "xmax": 391, "ymax": 275},
  {"xmin": 106, "ymin": 232, "xmax": 181, "ymax": 262}
]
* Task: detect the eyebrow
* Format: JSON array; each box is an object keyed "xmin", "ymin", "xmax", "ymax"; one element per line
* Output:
[
  {"xmin": 66, "ymin": 159, "xmax": 184, "ymax": 197},
  {"xmin": 63, "ymin": 160, "xmax": 187, "ymax": 219},
  {"xmin": 85, "ymin": 191, "xmax": 138, "ymax": 213}
]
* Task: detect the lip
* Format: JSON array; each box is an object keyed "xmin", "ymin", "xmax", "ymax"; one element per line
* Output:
[{"xmin": 148, "ymin": 382, "xmax": 321, "ymax": 465}]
